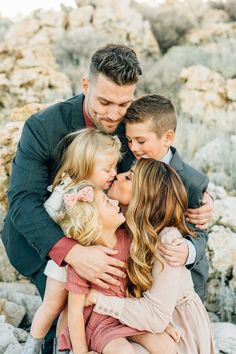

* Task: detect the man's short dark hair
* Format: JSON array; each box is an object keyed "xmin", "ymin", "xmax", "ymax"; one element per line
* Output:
[
  {"xmin": 89, "ymin": 44, "xmax": 142, "ymax": 85},
  {"xmin": 124, "ymin": 94, "xmax": 177, "ymax": 138}
]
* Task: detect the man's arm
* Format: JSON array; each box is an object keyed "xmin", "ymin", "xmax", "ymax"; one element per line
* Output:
[{"xmin": 8, "ymin": 117, "xmax": 65, "ymax": 260}]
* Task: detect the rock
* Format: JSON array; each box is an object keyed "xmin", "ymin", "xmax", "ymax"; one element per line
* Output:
[
  {"xmin": 212, "ymin": 322, "xmax": 236, "ymax": 354},
  {"xmin": 179, "ymin": 65, "xmax": 236, "ymax": 134},
  {"xmin": 184, "ymin": 22, "xmax": 236, "ymax": 45},
  {"xmin": 191, "ymin": 136, "xmax": 236, "ymax": 191},
  {"xmin": 9, "ymin": 102, "xmax": 49, "ymax": 122},
  {"xmin": 0, "ymin": 241, "xmax": 26, "ymax": 282},
  {"xmin": 208, "ymin": 225, "xmax": 236, "ymax": 272},
  {"xmin": 0, "ymin": 298, "xmax": 25, "ymax": 327},
  {"xmin": 0, "ymin": 322, "xmax": 23, "ymax": 353}
]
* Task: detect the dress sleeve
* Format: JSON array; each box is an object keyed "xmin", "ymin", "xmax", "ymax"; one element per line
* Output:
[
  {"xmin": 65, "ymin": 265, "xmax": 90, "ymax": 295},
  {"xmin": 94, "ymin": 229, "xmax": 183, "ymax": 333}
]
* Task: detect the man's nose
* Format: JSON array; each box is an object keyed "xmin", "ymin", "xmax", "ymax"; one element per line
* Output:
[{"xmin": 107, "ymin": 105, "xmax": 121, "ymax": 121}]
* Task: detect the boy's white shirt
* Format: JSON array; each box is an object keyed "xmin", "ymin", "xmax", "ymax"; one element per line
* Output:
[{"xmin": 160, "ymin": 149, "xmax": 197, "ymax": 266}]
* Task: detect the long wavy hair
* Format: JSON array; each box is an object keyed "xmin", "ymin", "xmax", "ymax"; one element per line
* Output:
[
  {"xmin": 53, "ymin": 128, "xmax": 121, "ymax": 189},
  {"xmin": 126, "ymin": 159, "xmax": 195, "ymax": 298}
]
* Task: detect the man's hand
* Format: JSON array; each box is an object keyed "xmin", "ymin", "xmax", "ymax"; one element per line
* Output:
[
  {"xmin": 64, "ymin": 244, "xmax": 126, "ymax": 289},
  {"xmin": 158, "ymin": 238, "xmax": 189, "ymax": 267},
  {"xmin": 186, "ymin": 191, "xmax": 213, "ymax": 229},
  {"xmin": 84, "ymin": 289, "xmax": 98, "ymax": 307}
]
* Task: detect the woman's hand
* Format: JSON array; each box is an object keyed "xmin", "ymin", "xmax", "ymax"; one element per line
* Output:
[{"xmin": 84, "ymin": 289, "xmax": 99, "ymax": 307}]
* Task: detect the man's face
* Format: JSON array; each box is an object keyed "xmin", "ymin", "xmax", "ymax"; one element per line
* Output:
[{"xmin": 83, "ymin": 74, "xmax": 136, "ymax": 133}]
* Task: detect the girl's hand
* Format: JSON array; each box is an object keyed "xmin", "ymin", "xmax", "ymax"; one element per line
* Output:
[
  {"xmin": 165, "ymin": 324, "xmax": 180, "ymax": 343},
  {"xmin": 84, "ymin": 289, "xmax": 98, "ymax": 307}
]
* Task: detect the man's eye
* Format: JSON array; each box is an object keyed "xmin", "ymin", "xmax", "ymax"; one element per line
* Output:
[{"xmin": 100, "ymin": 101, "xmax": 109, "ymax": 105}]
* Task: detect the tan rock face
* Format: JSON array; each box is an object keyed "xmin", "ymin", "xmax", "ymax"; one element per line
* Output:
[
  {"xmin": 0, "ymin": 11, "xmax": 72, "ymax": 112},
  {"xmin": 184, "ymin": 22, "xmax": 236, "ymax": 45},
  {"xmin": 179, "ymin": 65, "xmax": 236, "ymax": 133}
]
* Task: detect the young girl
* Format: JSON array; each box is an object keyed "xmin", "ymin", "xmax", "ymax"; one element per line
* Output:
[
  {"xmin": 21, "ymin": 128, "xmax": 121, "ymax": 354},
  {"xmin": 48, "ymin": 181, "xmax": 178, "ymax": 354},
  {"xmin": 87, "ymin": 159, "xmax": 216, "ymax": 354}
]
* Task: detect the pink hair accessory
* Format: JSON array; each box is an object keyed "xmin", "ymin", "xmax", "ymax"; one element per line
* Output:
[{"xmin": 63, "ymin": 186, "xmax": 94, "ymax": 208}]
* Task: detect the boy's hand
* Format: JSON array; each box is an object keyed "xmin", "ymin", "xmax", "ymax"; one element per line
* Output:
[
  {"xmin": 186, "ymin": 191, "xmax": 213, "ymax": 229},
  {"xmin": 158, "ymin": 238, "xmax": 189, "ymax": 267},
  {"xmin": 165, "ymin": 324, "xmax": 180, "ymax": 343}
]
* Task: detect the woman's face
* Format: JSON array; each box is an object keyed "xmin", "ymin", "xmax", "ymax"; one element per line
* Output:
[{"xmin": 107, "ymin": 167, "xmax": 135, "ymax": 206}]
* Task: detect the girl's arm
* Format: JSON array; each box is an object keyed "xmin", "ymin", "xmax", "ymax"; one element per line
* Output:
[{"xmin": 68, "ymin": 291, "xmax": 88, "ymax": 354}]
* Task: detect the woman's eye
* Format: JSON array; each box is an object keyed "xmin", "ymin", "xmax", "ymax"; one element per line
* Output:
[{"xmin": 125, "ymin": 175, "xmax": 131, "ymax": 180}]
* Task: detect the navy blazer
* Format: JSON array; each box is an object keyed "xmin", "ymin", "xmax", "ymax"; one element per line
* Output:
[{"xmin": 170, "ymin": 146, "xmax": 209, "ymax": 300}]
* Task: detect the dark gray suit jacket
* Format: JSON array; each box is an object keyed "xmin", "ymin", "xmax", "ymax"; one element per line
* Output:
[
  {"xmin": 2, "ymin": 94, "xmax": 133, "ymax": 276},
  {"xmin": 170, "ymin": 146, "xmax": 209, "ymax": 300}
]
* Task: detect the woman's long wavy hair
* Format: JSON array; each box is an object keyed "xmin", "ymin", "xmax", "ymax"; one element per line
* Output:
[{"xmin": 126, "ymin": 159, "xmax": 195, "ymax": 298}]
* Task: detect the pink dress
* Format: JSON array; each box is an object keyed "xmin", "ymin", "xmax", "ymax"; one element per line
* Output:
[{"xmin": 58, "ymin": 229, "xmax": 145, "ymax": 353}]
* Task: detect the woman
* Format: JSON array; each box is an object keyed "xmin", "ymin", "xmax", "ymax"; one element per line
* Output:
[{"xmin": 86, "ymin": 159, "xmax": 215, "ymax": 354}]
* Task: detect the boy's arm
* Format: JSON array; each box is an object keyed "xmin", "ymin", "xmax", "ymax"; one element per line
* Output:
[{"xmin": 68, "ymin": 291, "xmax": 88, "ymax": 354}]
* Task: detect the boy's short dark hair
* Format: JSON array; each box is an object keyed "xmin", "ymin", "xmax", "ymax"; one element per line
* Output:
[
  {"xmin": 124, "ymin": 94, "xmax": 177, "ymax": 138},
  {"xmin": 89, "ymin": 44, "xmax": 142, "ymax": 85}
]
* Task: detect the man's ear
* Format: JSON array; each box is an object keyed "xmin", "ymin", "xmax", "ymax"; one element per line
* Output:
[
  {"xmin": 164, "ymin": 129, "xmax": 175, "ymax": 147},
  {"xmin": 82, "ymin": 77, "xmax": 89, "ymax": 95}
]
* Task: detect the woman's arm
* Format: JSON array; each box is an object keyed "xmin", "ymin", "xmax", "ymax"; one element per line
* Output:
[
  {"xmin": 91, "ymin": 229, "xmax": 184, "ymax": 333},
  {"xmin": 68, "ymin": 291, "xmax": 88, "ymax": 354},
  {"xmin": 93, "ymin": 260, "xmax": 182, "ymax": 333}
]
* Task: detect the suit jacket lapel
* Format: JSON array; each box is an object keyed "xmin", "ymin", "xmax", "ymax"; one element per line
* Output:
[
  {"xmin": 71, "ymin": 93, "xmax": 86, "ymax": 131},
  {"xmin": 170, "ymin": 146, "xmax": 184, "ymax": 173}
]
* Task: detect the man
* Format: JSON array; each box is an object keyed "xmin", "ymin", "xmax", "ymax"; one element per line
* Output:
[{"xmin": 2, "ymin": 44, "xmax": 212, "ymax": 353}]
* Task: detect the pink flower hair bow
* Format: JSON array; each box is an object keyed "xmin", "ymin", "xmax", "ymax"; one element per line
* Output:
[{"xmin": 63, "ymin": 186, "xmax": 94, "ymax": 208}]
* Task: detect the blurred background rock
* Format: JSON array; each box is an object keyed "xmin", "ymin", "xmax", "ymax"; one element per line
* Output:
[{"xmin": 0, "ymin": 0, "xmax": 235, "ymax": 353}]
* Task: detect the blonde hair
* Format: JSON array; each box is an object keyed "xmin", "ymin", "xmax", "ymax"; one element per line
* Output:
[
  {"xmin": 53, "ymin": 128, "xmax": 121, "ymax": 188},
  {"xmin": 126, "ymin": 159, "xmax": 195, "ymax": 298},
  {"xmin": 55, "ymin": 181, "xmax": 100, "ymax": 245}
]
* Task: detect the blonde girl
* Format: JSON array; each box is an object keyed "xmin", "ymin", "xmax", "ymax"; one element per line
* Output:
[{"xmin": 22, "ymin": 128, "xmax": 121, "ymax": 354}]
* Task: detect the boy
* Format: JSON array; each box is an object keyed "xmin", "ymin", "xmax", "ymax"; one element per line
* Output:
[{"xmin": 124, "ymin": 94, "xmax": 210, "ymax": 300}]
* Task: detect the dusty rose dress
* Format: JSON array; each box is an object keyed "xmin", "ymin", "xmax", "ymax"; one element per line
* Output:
[{"xmin": 58, "ymin": 229, "xmax": 145, "ymax": 353}]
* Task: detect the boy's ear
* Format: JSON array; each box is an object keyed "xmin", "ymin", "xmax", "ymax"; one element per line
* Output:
[
  {"xmin": 82, "ymin": 77, "xmax": 89, "ymax": 95},
  {"xmin": 164, "ymin": 130, "xmax": 175, "ymax": 147}
]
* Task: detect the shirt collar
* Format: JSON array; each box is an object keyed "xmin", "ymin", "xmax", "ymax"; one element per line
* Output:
[
  {"xmin": 83, "ymin": 101, "xmax": 94, "ymax": 128},
  {"xmin": 160, "ymin": 148, "xmax": 173, "ymax": 165}
]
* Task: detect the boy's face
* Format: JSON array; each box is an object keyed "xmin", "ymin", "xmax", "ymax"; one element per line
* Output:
[{"xmin": 126, "ymin": 120, "xmax": 173, "ymax": 161}]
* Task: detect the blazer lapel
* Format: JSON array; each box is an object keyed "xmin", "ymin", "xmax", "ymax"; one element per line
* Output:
[{"xmin": 170, "ymin": 146, "xmax": 184, "ymax": 173}]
